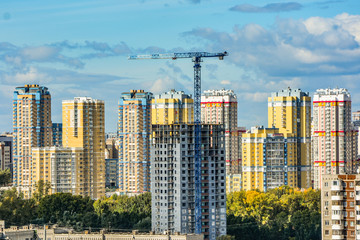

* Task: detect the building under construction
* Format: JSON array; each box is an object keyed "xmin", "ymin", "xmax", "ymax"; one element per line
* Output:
[{"xmin": 151, "ymin": 123, "xmax": 226, "ymax": 240}]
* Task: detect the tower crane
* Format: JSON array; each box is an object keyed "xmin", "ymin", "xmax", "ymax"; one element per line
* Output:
[{"xmin": 128, "ymin": 51, "xmax": 228, "ymax": 234}]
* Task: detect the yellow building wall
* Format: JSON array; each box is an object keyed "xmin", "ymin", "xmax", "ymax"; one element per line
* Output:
[
  {"xmin": 151, "ymin": 98, "xmax": 193, "ymax": 125},
  {"xmin": 31, "ymin": 147, "xmax": 84, "ymax": 196},
  {"xmin": 242, "ymin": 128, "xmax": 297, "ymax": 191},
  {"xmin": 268, "ymin": 94, "xmax": 312, "ymax": 189},
  {"xmin": 62, "ymin": 98, "xmax": 105, "ymax": 199}
]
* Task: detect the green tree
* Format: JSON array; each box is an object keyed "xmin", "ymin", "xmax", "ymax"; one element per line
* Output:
[
  {"xmin": 37, "ymin": 193, "xmax": 95, "ymax": 227},
  {"xmin": 94, "ymin": 192, "xmax": 151, "ymax": 230},
  {"xmin": 0, "ymin": 169, "xmax": 11, "ymax": 186},
  {"xmin": 226, "ymin": 187, "xmax": 321, "ymax": 240},
  {"xmin": 0, "ymin": 188, "xmax": 36, "ymax": 227},
  {"xmin": 32, "ymin": 180, "xmax": 51, "ymax": 202}
]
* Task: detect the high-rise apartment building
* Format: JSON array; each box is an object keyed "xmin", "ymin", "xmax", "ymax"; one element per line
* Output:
[
  {"xmin": 0, "ymin": 135, "xmax": 12, "ymax": 171},
  {"xmin": 62, "ymin": 97, "xmax": 105, "ymax": 199},
  {"xmin": 313, "ymin": 88, "xmax": 357, "ymax": 189},
  {"xmin": 242, "ymin": 127, "xmax": 298, "ymax": 192},
  {"xmin": 151, "ymin": 90, "xmax": 226, "ymax": 240},
  {"xmin": 118, "ymin": 90, "xmax": 153, "ymax": 194},
  {"xmin": 151, "ymin": 124, "xmax": 226, "ymax": 240},
  {"xmin": 13, "ymin": 84, "xmax": 52, "ymax": 197},
  {"xmin": 201, "ymin": 89, "xmax": 239, "ymax": 176},
  {"xmin": 151, "ymin": 89, "xmax": 193, "ymax": 124},
  {"xmin": 52, "ymin": 123, "xmax": 62, "ymax": 147},
  {"xmin": 321, "ymin": 174, "xmax": 360, "ymax": 239},
  {"xmin": 268, "ymin": 88, "xmax": 312, "ymax": 188}
]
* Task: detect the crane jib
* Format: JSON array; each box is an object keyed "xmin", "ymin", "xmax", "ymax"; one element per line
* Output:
[{"xmin": 128, "ymin": 51, "xmax": 228, "ymax": 60}]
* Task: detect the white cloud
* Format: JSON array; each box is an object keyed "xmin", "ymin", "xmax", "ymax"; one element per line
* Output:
[
  {"xmin": 149, "ymin": 77, "xmax": 177, "ymax": 94},
  {"xmin": 21, "ymin": 46, "xmax": 60, "ymax": 61},
  {"xmin": 183, "ymin": 13, "xmax": 360, "ymax": 78},
  {"xmin": 3, "ymin": 67, "xmax": 50, "ymax": 84}
]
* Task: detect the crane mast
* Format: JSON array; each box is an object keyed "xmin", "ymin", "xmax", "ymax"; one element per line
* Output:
[{"xmin": 129, "ymin": 51, "xmax": 228, "ymax": 234}]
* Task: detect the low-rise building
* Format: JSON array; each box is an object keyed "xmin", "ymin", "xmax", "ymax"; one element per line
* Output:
[{"xmin": 0, "ymin": 223, "xmax": 204, "ymax": 240}]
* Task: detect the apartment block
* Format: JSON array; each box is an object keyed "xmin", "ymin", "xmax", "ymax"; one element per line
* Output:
[
  {"xmin": 242, "ymin": 127, "xmax": 298, "ymax": 192},
  {"xmin": 52, "ymin": 123, "xmax": 62, "ymax": 147},
  {"xmin": 201, "ymin": 89, "xmax": 239, "ymax": 178},
  {"xmin": 118, "ymin": 90, "xmax": 153, "ymax": 194},
  {"xmin": 151, "ymin": 124, "xmax": 226, "ymax": 240},
  {"xmin": 13, "ymin": 84, "xmax": 52, "ymax": 198},
  {"xmin": 0, "ymin": 135, "xmax": 12, "ymax": 171},
  {"xmin": 321, "ymin": 174, "xmax": 360, "ymax": 239},
  {"xmin": 62, "ymin": 97, "xmax": 105, "ymax": 199},
  {"xmin": 313, "ymin": 88, "xmax": 358, "ymax": 189},
  {"xmin": 31, "ymin": 147, "xmax": 83, "ymax": 194},
  {"xmin": 105, "ymin": 158, "xmax": 119, "ymax": 188},
  {"xmin": 151, "ymin": 89, "xmax": 193, "ymax": 124},
  {"xmin": 268, "ymin": 88, "xmax": 312, "ymax": 188}
]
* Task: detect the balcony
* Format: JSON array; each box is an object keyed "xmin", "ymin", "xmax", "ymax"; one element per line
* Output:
[
  {"xmin": 331, "ymin": 195, "xmax": 343, "ymax": 201},
  {"xmin": 332, "ymin": 205, "xmax": 343, "ymax": 211},
  {"xmin": 331, "ymin": 185, "xmax": 342, "ymax": 191},
  {"xmin": 332, "ymin": 224, "xmax": 344, "ymax": 230},
  {"xmin": 331, "ymin": 235, "xmax": 344, "ymax": 240},
  {"xmin": 331, "ymin": 214, "xmax": 342, "ymax": 220}
]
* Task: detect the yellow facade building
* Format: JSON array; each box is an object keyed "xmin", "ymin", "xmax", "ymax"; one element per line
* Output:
[
  {"xmin": 242, "ymin": 127, "xmax": 297, "ymax": 192},
  {"xmin": 13, "ymin": 84, "xmax": 52, "ymax": 198},
  {"xmin": 151, "ymin": 89, "xmax": 193, "ymax": 124},
  {"xmin": 268, "ymin": 88, "xmax": 312, "ymax": 189},
  {"xmin": 31, "ymin": 147, "xmax": 83, "ymax": 194},
  {"xmin": 62, "ymin": 97, "xmax": 105, "ymax": 199}
]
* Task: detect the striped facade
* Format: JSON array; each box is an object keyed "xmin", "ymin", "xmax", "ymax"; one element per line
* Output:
[
  {"xmin": 13, "ymin": 84, "xmax": 52, "ymax": 198},
  {"xmin": 118, "ymin": 90, "xmax": 153, "ymax": 194},
  {"xmin": 242, "ymin": 127, "xmax": 298, "ymax": 192},
  {"xmin": 268, "ymin": 88, "xmax": 312, "ymax": 188},
  {"xmin": 201, "ymin": 89, "xmax": 239, "ymax": 177},
  {"xmin": 313, "ymin": 88, "xmax": 357, "ymax": 189},
  {"xmin": 151, "ymin": 89, "xmax": 193, "ymax": 125}
]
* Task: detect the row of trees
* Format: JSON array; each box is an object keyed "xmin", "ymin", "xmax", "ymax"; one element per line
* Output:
[
  {"xmin": 226, "ymin": 186, "xmax": 321, "ymax": 240},
  {"xmin": 0, "ymin": 184, "xmax": 320, "ymax": 239},
  {"xmin": 0, "ymin": 182, "xmax": 151, "ymax": 232}
]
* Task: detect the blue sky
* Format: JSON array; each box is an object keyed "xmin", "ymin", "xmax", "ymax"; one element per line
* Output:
[{"xmin": 1, "ymin": 0, "xmax": 360, "ymax": 132}]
